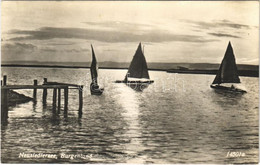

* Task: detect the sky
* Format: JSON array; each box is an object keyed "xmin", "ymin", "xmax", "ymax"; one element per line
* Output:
[{"xmin": 1, "ymin": 1, "xmax": 259, "ymax": 64}]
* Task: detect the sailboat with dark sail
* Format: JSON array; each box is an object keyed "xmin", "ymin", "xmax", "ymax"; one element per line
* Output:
[
  {"xmin": 210, "ymin": 41, "xmax": 246, "ymax": 93},
  {"xmin": 90, "ymin": 45, "xmax": 104, "ymax": 95},
  {"xmin": 115, "ymin": 43, "xmax": 154, "ymax": 91}
]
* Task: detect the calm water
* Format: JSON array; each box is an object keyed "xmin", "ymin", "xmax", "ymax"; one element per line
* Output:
[{"xmin": 1, "ymin": 67, "xmax": 258, "ymax": 163}]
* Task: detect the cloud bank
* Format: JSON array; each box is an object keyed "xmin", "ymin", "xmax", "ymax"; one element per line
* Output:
[
  {"xmin": 2, "ymin": 42, "xmax": 37, "ymax": 53},
  {"xmin": 182, "ymin": 19, "xmax": 252, "ymax": 30},
  {"xmin": 9, "ymin": 26, "xmax": 217, "ymax": 43},
  {"xmin": 208, "ymin": 32, "xmax": 240, "ymax": 38}
]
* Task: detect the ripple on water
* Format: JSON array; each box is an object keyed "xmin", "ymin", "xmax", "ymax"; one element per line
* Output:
[{"xmin": 1, "ymin": 68, "xmax": 258, "ymax": 163}]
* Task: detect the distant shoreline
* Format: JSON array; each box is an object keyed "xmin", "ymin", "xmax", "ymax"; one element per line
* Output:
[
  {"xmin": 1, "ymin": 64, "xmax": 258, "ymax": 78},
  {"xmin": 166, "ymin": 69, "xmax": 259, "ymax": 78},
  {"xmin": 0, "ymin": 64, "xmax": 164, "ymax": 71}
]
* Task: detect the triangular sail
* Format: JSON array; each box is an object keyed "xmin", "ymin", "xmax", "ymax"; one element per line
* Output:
[
  {"xmin": 125, "ymin": 43, "xmax": 150, "ymax": 80},
  {"xmin": 212, "ymin": 42, "xmax": 240, "ymax": 84},
  {"xmin": 90, "ymin": 45, "xmax": 98, "ymax": 84}
]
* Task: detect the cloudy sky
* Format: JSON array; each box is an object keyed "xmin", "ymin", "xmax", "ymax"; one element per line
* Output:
[{"xmin": 1, "ymin": 1, "xmax": 259, "ymax": 64}]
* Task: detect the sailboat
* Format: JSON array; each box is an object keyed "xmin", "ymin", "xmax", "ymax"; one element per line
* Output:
[
  {"xmin": 90, "ymin": 45, "xmax": 104, "ymax": 95},
  {"xmin": 115, "ymin": 43, "xmax": 154, "ymax": 91},
  {"xmin": 210, "ymin": 41, "xmax": 246, "ymax": 93}
]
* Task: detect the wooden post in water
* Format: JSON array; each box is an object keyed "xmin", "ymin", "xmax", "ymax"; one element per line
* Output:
[
  {"xmin": 42, "ymin": 78, "xmax": 47, "ymax": 105},
  {"xmin": 78, "ymin": 86, "xmax": 83, "ymax": 118},
  {"xmin": 33, "ymin": 80, "xmax": 37, "ymax": 101},
  {"xmin": 2, "ymin": 75, "xmax": 8, "ymax": 122},
  {"xmin": 64, "ymin": 87, "xmax": 68, "ymax": 117},
  {"xmin": 57, "ymin": 88, "xmax": 61, "ymax": 114},
  {"xmin": 1, "ymin": 88, "xmax": 9, "ymax": 123},
  {"xmin": 52, "ymin": 88, "xmax": 57, "ymax": 114},
  {"xmin": 3, "ymin": 75, "xmax": 7, "ymax": 86}
]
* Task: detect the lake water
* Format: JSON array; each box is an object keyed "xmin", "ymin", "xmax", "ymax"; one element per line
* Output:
[{"xmin": 1, "ymin": 67, "xmax": 258, "ymax": 163}]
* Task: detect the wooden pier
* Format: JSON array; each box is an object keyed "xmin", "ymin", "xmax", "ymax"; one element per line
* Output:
[{"xmin": 1, "ymin": 75, "xmax": 84, "ymax": 123}]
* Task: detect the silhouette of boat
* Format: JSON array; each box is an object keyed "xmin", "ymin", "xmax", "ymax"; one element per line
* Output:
[
  {"xmin": 210, "ymin": 41, "xmax": 246, "ymax": 93},
  {"xmin": 90, "ymin": 45, "xmax": 104, "ymax": 95},
  {"xmin": 115, "ymin": 43, "xmax": 154, "ymax": 91}
]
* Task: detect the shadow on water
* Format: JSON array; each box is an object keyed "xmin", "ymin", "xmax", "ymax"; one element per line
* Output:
[
  {"xmin": 213, "ymin": 88, "xmax": 245, "ymax": 97},
  {"xmin": 210, "ymin": 89, "xmax": 244, "ymax": 107},
  {"xmin": 125, "ymin": 83, "xmax": 150, "ymax": 92}
]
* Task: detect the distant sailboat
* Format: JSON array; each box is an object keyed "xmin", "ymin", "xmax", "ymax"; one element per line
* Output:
[
  {"xmin": 90, "ymin": 45, "xmax": 104, "ymax": 95},
  {"xmin": 115, "ymin": 42, "xmax": 154, "ymax": 91},
  {"xmin": 210, "ymin": 41, "xmax": 246, "ymax": 93}
]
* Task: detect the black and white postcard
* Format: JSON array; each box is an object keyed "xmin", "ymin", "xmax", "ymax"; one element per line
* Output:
[{"xmin": 1, "ymin": 1, "xmax": 259, "ymax": 164}]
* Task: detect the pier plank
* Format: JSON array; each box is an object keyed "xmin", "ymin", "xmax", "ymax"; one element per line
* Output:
[{"xmin": 2, "ymin": 85, "xmax": 69, "ymax": 90}]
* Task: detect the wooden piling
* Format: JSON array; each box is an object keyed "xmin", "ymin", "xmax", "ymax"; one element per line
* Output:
[
  {"xmin": 42, "ymin": 78, "xmax": 47, "ymax": 105},
  {"xmin": 64, "ymin": 87, "xmax": 68, "ymax": 117},
  {"xmin": 52, "ymin": 88, "xmax": 57, "ymax": 113},
  {"xmin": 3, "ymin": 75, "xmax": 7, "ymax": 86},
  {"xmin": 43, "ymin": 78, "xmax": 47, "ymax": 84},
  {"xmin": 57, "ymin": 88, "xmax": 61, "ymax": 114},
  {"xmin": 78, "ymin": 86, "xmax": 83, "ymax": 118},
  {"xmin": 1, "ymin": 88, "xmax": 9, "ymax": 123},
  {"xmin": 2, "ymin": 75, "xmax": 8, "ymax": 122},
  {"xmin": 33, "ymin": 80, "xmax": 37, "ymax": 101}
]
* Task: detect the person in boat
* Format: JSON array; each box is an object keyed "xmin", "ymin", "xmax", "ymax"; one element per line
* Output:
[{"xmin": 231, "ymin": 85, "xmax": 235, "ymax": 89}]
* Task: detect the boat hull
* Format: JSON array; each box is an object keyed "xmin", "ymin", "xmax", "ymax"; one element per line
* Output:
[
  {"xmin": 210, "ymin": 84, "xmax": 246, "ymax": 93},
  {"xmin": 114, "ymin": 80, "xmax": 154, "ymax": 84},
  {"xmin": 90, "ymin": 84, "xmax": 104, "ymax": 95},
  {"xmin": 114, "ymin": 80, "xmax": 154, "ymax": 91},
  {"xmin": 90, "ymin": 88, "xmax": 104, "ymax": 95}
]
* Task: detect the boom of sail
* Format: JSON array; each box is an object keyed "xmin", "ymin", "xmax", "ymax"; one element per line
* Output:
[{"xmin": 212, "ymin": 41, "xmax": 240, "ymax": 85}]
